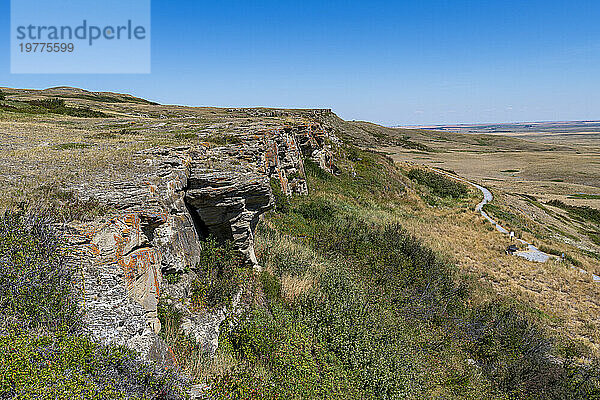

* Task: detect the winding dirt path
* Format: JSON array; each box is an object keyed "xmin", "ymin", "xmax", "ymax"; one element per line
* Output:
[
  {"xmin": 430, "ymin": 167, "xmax": 552, "ymax": 262},
  {"xmin": 429, "ymin": 167, "xmax": 600, "ymax": 281}
]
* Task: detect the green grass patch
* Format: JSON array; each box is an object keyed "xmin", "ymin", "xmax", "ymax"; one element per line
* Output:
[
  {"xmin": 205, "ymin": 133, "xmax": 242, "ymax": 146},
  {"xmin": 483, "ymin": 203, "xmax": 535, "ymax": 235},
  {"xmin": 394, "ymin": 135, "xmax": 431, "ymax": 152},
  {"xmin": 547, "ymin": 200, "xmax": 600, "ymax": 225},
  {"xmin": 174, "ymin": 132, "xmax": 197, "ymax": 140},
  {"xmin": 270, "ymin": 177, "xmax": 290, "ymax": 213},
  {"xmin": 407, "ymin": 168, "xmax": 469, "ymax": 199},
  {"xmin": 0, "ymin": 98, "xmax": 108, "ymax": 118},
  {"xmin": 189, "ymin": 237, "xmax": 248, "ymax": 311},
  {"xmin": 568, "ymin": 193, "xmax": 600, "ymax": 200}
]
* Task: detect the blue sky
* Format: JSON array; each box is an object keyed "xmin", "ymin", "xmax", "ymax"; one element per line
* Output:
[{"xmin": 1, "ymin": 0, "xmax": 599, "ymax": 125}]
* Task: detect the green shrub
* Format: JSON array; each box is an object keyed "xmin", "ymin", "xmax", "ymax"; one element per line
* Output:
[
  {"xmin": 407, "ymin": 168, "xmax": 469, "ymax": 199},
  {"xmin": 260, "ymin": 270, "xmax": 282, "ymax": 303},
  {"xmin": 547, "ymin": 200, "xmax": 600, "ymax": 225},
  {"xmin": 191, "ymin": 237, "xmax": 246, "ymax": 310},
  {"xmin": 394, "ymin": 135, "xmax": 431, "ymax": 152},
  {"xmin": 29, "ymin": 98, "xmax": 66, "ymax": 109},
  {"xmin": 163, "ymin": 272, "xmax": 182, "ymax": 284},
  {"xmin": 13, "ymin": 98, "xmax": 108, "ymax": 118},
  {"xmin": 304, "ymin": 158, "xmax": 331, "ymax": 181},
  {"xmin": 270, "ymin": 177, "xmax": 289, "ymax": 213},
  {"xmin": 214, "ymin": 305, "xmax": 354, "ymax": 399},
  {"xmin": 0, "ymin": 89, "xmax": 5, "ymax": 101},
  {"xmin": 295, "ymin": 198, "xmax": 336, "ymax": 221}
]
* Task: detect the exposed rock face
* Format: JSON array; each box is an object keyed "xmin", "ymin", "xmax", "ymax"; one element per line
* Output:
[
  {"xmin": 260, "ymin": 123, "xmax": 340, "ymax": 195},
  {"xmin": 64, "ymin": 147, "xmax": 201, "ymax": 363},
  {"xmin": 186, "ymin": 168, "xmax": 272, "ymax": 266},
  {"xmin": 62, "ymin": 121, "xmax": 337, "ymax": 366}
]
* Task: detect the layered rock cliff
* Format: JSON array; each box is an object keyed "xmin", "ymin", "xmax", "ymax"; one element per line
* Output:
[{"xmin": 59, "ymin": 122, "xmax": 337, "ymax": 366}]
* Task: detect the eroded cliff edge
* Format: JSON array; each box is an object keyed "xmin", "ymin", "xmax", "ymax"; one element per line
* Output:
[{"xmin": 59, "ymin": 122, "xmax": 338, "ymax": 367}]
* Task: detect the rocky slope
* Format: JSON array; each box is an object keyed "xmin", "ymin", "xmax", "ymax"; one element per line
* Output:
[{"xmin": 47, "ymin": 116, "xmax": 340, "ymax": 366}]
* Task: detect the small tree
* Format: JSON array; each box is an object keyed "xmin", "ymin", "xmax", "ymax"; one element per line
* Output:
[{"xmin": 0, "ymin": 89, "xmax": 5, "ymax": 101}]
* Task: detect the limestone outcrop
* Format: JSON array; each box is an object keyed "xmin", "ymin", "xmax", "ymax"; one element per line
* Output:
[
  {"xmin": 185, "ymin": 168, "xmax": 272, "ymax": 266},
  {"xmin": 61, "ymin": 121, "xmax": 337, "ymax": 367}
]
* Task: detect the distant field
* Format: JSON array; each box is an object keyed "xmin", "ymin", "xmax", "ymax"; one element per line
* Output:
[
  {"xmin": 400, "ymin": 120, "xmax": 600, "ymax": 135},
  {"xmin": 384, "ymin": 121, "xmax": 600, "ymax": 203}
]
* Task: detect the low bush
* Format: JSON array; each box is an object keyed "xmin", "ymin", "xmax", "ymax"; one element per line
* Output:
[
  {"xmin": 29, "ymin": 98, "xmax": 67, "ymax": 109},
  {"xmin": 295, "ymin": 198, "xmax": 336, "ymax": 221},
  {"xmin": 547, "ymin": 200, "xmax": 600, "ymax": 225},
  {"xmin": 269, "ymin": 177, "xmax": 289, "ymax": 213},
  {"xmin": 304, "ymin": 158, "xmax": 332, "ymax": 182},
  {"xmin": 29, "ymin": 98, "xmax": 107, "ymax": 118},
  {"xmin": 190, "ymin": 237, "xmax": 247, "ymax": 310},
  {"xmin": 394, "ymin": 135, "xmax": 431, "ymax": 152},
  {"xmin": 407, "ymin": 168, "xmax": 469, "ymax": 199}
]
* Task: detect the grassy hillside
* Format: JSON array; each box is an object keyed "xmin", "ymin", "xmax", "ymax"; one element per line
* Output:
[{"xmin": 159, "ymin": 145, "xmax": 600, "ymax": 399}]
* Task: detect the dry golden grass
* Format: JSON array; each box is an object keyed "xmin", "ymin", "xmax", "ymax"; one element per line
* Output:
[
  {"xmin": 376, "ymin": 146, "xmax": 600, "ymax": 353},
  {"xmin": 280, "ymin": 273, "xmax": 314, "ymax": 302},
  {"xmin": 389, "ymin": 191, "xmax": 600, "ymax": 351}
]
